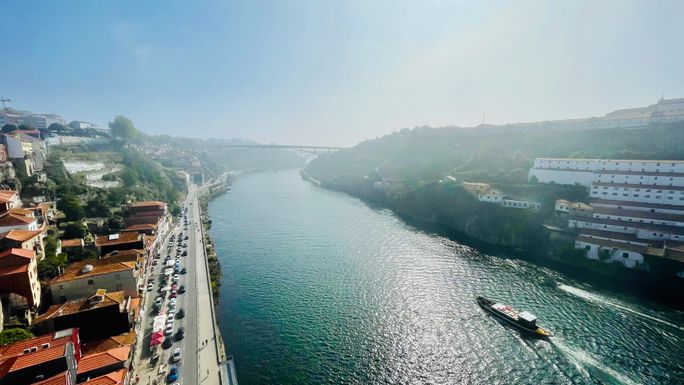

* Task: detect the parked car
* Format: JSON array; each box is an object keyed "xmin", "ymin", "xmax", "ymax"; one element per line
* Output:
[
  {"xmin": 176, "ymin": 309, "xmax": 185, "ymax": 319},
  {"xmin": 151, "ymin": 352, "xmax": 160, "ymax": 363},
  {"xmin": 167, "ymin": 367, "xmax": 179, "ymax": 382},
  {"xmin": 166, "ymin": 313, "xmax": 175, "ymax": 323},
  {"xmin": 170, "ymin": 291, "xmax": 177, "ymax": 299},
  {"xmin": 178, "ymin": 285, "xmax": 186, "ymax": 294},
  {"xmin": 172, "ymin": 348, "xmax": 182, "ymax": 362},
  {"xmin": 147, "ymin": 284, "xmax": 153, "ymax": 291},
  {"xmin": 164, "ymin": 324, "xmax": 174, "ymax": 336},
  {"xmin": 173, "ymin": 274, "xmax": 179, "ymax": 282},
  {"xmin": 162, "ymin": 338, "xmax": 173, "ymax": 349},
  {"xmin": 154, "ymin": 297, "xmax": 163, "ymax": 306},
  {"xmin": 181, "ymin": 250, "xmax": 187, "ymax": 256}
]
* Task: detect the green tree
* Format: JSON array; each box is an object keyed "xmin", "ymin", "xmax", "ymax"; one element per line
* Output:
[
  {"xmin": 48, "ymin": 122, "xmax": 68, "ymax": 133},
  {"xmin": 1, "ymin": 124, "xmax": 18, "ymax": 133},
  {"xmin": 108, "ymin": 115, "xmax": 140, "ymax": 142},
  {"xmin": 0, "ymin": 328, "xmax": 34, "ymax": 346},
  {"xmin": 44, "ymin": 236, "xmax": 59, "ymax": 258},
  {"xmin": 62, "ymin": 222, "xmax": 88, "ymax": 239},
  {"xmin": 85, "ymin": 196, "xmax": 110, "ymax": 217},
  {"xmin": 59, "ymin": 195, "xmax": 85, "ymax": 221},
  {"xmin": 37, "ymin": 253, "xmax": 68, "ymax": 280}
]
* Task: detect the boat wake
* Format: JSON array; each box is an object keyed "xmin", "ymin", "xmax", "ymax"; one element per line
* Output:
[
  {"xmin": 552, "ymin": 339, "xmax": 641, "ymax": 385},
  {"xmin": 558, "ymin": 284, "xmax": 684, "ymax": 332}
]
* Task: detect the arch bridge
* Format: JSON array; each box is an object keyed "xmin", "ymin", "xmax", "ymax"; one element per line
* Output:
[{"xmin": 206, "ymin": 144, "xmax": 347, "ymax": 155}]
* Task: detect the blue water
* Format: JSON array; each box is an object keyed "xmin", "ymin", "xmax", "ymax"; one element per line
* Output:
[{"xmin": 210, "ymin": 170, "xmax": 684, "ymax": 385}]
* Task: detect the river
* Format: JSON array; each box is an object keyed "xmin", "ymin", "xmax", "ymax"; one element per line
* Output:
[{"xmin": 209, "ymin": 170, "xmax": 684, "ymax": 385}]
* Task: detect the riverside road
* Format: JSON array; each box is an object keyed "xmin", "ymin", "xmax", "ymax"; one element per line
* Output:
[{"xmin": 132, "ymin": 183, "xmax": 225, "ymax": 385}]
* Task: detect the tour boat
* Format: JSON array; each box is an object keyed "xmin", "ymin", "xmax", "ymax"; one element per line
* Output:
[{"xmin": 476, "ymin": 296, "xmax": 553, "ymax": 338}]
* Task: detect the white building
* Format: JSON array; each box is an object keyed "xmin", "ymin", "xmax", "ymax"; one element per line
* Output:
[{"xmin": 463, "ymin": 182, "xmax": 541, "ymax": 211}]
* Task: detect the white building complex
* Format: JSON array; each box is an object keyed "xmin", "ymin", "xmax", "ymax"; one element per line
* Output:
[
  {"xmin": 531, "ymin": 157, "xmax": 684, "ymax": 268},
  {"xmin": 445, "ymin": 97, "xmax": 684, "ymax": 137}
]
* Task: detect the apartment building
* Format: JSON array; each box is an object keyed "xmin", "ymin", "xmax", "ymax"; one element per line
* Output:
[
  {"xmin": 531, "ymin": 157, "xmax": 684, "ymax": 268},
  {"xmin": 462, "ymin": 182, "xmax": 541, "ymax": 211}
]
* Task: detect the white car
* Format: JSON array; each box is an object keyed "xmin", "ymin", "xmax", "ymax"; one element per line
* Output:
[
  {"xmin": 169, "ymin": 297, "xmax": 177, "ymax": 306},
  {"xmin": 172, "ymin": 348, "xmax": 182, "ymax": 362},
  {"xmin": 166, "ymin": 313, "xmax": 175, "ymax": 323},
  {"xmin": 172, "ymin": 274, "xmax": 180, "ymax": 282},
  {"xmin": 164, "ymin": 324, "xmax": 174, "ymax": 336}
]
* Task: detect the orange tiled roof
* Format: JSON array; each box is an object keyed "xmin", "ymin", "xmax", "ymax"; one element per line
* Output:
[
  {"xmin": 0, "ymin": 328, "xmax": 76, "ymax": 357},
  {"xmin": 9, "ymin": 208, "xmax": 34, "ymax": 216},
  {"xmin": 32, "ymin": 371, "xmax": 71, "ymax": 385},
  {"xmin": 1, "ymin": 344, "xmax": 67, "ymax": 373},
  {"xmin": 84, "ymin": 368, "xmax": 127, "ymax": 385},
  {"xmin": 51, "ymin": 259, "xmax": 136, "ymax": 284},
  {"xmin": 123, "ymin": 223, "xmax": 157, "ymax": 231},
  {"xmin": 77, "ymin": 346, "xmax": 130, "ymax": 374},
  {"xmin": 81, "ymin": 331, "xmax": 135, "ymax": 356},
  {"xmin": 129, "ymin": 201, "xmax": 166, "ymax": 208},
  {"xmin": 0, "ymin": 248, "xmax": 35, "ymax": 269},
  {"xmin": 0, "ymin": 228, "xmax": 43, "ymax": 242},
  {"xmin": 0, "ymin": 264, "xmax": 29, "ymax": 276},
  {"xmin": 0, "ymin": 190, "xmax": 17, "ymax": 203},
  {"xmin": 94, "ymin": 233, "xmax": 142, "ymax": 248},
  {"xmin": 0, "ymin": 212, "xmax": 36, "ymax": 227},
  {"xmin": 33, "ymin": 291, "xmax": 128, "ymax": 323},
  {"xmin": 60, "ymin": 238, "xmax": 84, "ymax": 248}
]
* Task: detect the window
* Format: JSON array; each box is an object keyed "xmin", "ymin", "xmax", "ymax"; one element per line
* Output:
[
  {"xmin": 585, "ymin": 245, "xmax": 591, "ymax": 251},
  {"xmin": 116, "ymin": 284, "xmax": 123, "ymax": 291},
  {"xmin": 622, "ymin": 252, "xmax": 629, "ymax": 258},
  {"xmin": 88, "ymin": 279, "xmax": 94, "ymax": 285},
  {"xmin": 115, "ymin": 274, "xmax": 121, "ymax": 280}
]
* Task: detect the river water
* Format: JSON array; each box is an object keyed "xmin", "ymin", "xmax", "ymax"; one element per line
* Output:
[{"xmin": 209, "ymin": 170, "xmax": 684, "ymax": 385}]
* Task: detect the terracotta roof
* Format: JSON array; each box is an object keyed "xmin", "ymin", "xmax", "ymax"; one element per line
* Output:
[
  {"xmin": 0, "ymin": 264, "xmax": 29, "ymax": 276},
  {"xmin": 94, "ymin": 233, "xmax": 142, "ymax": 248},
  {"xmin": 34, "ymin": 291, "xmax": 128, "ymax": 323},
  {"xmin": 0, "ymin": 248, "xmax": 35, "ymax": 268},
  {"xmin": 81, "ymin": 332, "xmax": 135, "ymax": 356},
  {"xmin": 0, "ymin": 328, "xmax": 77, "ymax": 357},
  {"xmin": 0, "ymin": 190, "xmax": 17, "ymax": 203},
  {"xmin": 9, "ymin": 208, "xmax": 35, "ymax": 216},
  {"xmin": 51, "ymin": 259, "xmax": 136, "ymax": 284},
  {"xmin": 84, "ymin": 368, "xmax": 127, "ymax": 385},
  {"xmin": 0, "ymin": 228, "xmax": 43, "ymax": 242},
  {"xmin": 0, "ymin": 344, "xmax": 68, "ymax": 375},
  {"xmin": 60, "ymin": 238, "xmax": 84, "ymax": 248},
  {"xmin": 33, "ymin": 371, "xmax": 71, "ymax": 385},
  {"xmin": 77, "ymin": 346, "xmax": 130, "ymax": 374},
  {"xmin": 102, "ymin": 249, "xmax": 145, "ymax": 261},
  {"xmin": 129, "ymin": 201, "xmax": 166, "ymax": 208},
  {"xmin": 0, "ymin": 212, "xmax": 37, "ymax": 227},
  {"xmin": 123, "ymin": 223, "xmax": 157, "ymax": 231}
]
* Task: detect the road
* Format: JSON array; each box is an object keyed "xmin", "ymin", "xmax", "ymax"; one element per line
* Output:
[{"xmin": 132, "ymin": 184, "xmax": 224, "ymax": 385}]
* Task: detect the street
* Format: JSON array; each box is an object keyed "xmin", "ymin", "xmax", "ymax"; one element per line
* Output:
[{"xmin": 132, "ymin": 184, "xmax": 223, "ymax": 385}]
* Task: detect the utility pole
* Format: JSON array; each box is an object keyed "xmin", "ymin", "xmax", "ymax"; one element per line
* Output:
[{"xmin": 0, "ymin": 97, "xmax": 11, "ymax": 110}]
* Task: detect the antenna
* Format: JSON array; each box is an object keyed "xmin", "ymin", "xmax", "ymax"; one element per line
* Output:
[{"xmin": 0, "ymin": 97, "xmax": 10, "ymax": 110}]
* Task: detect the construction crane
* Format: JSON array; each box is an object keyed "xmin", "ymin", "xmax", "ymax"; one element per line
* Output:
[{"xmin": 0, "ymin": 97, "xmax": 10, "ymax": 110}]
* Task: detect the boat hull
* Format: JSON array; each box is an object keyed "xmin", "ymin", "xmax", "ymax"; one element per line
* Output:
[{"xmin": 476, "ymin": 296, "xmax": 552, "ymax": 338}]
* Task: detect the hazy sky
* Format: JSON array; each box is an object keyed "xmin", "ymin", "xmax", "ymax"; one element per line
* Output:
[{"xmin": 1, "ymin": 1, "xmax": 683, "ymax": 146}]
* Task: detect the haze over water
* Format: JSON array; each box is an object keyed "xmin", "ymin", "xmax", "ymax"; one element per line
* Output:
[{"xmin": 210, "ymin": 170, "xmax": 684, "ymax": 385}]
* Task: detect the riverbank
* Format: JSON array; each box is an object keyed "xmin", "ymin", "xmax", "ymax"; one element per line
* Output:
[
  {"xmin": 301, "ymin": 173, "xmax": 684, "ymax": 309},
  {"xmin": 198, "ymin": 174, "xmax": 233, "ymax": 302}
]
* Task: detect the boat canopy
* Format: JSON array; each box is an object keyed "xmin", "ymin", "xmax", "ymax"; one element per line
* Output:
[{"xmin": 518, "ymin": 311, "xmax": 537, "ymax": 328}]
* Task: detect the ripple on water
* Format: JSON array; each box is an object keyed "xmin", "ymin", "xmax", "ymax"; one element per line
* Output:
[{"xmin": 211, "ymin": 170, "xmax": 684, "ymax": 385}]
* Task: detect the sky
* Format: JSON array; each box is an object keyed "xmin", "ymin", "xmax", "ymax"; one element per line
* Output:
[{"xmin": 1, "ymin": 0, "xmax": 683, "ymax": 147}]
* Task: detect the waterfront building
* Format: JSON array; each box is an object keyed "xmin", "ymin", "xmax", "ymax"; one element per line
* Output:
[
  {"xmin": 532, "ymin": 157, "xmax": 684, "ymax": 268},
  {"xmin": 94, "ymin": 233, "xmax": 144, "ymax": 256},
  {"xmin": 463, "ymin": 182, "xmax": 541, "ymax": 211}
]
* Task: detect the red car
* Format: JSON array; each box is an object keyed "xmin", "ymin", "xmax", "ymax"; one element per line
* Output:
[{"xmin": 171, "ymin": 284, "xmax": 178, "ymax": 291}]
